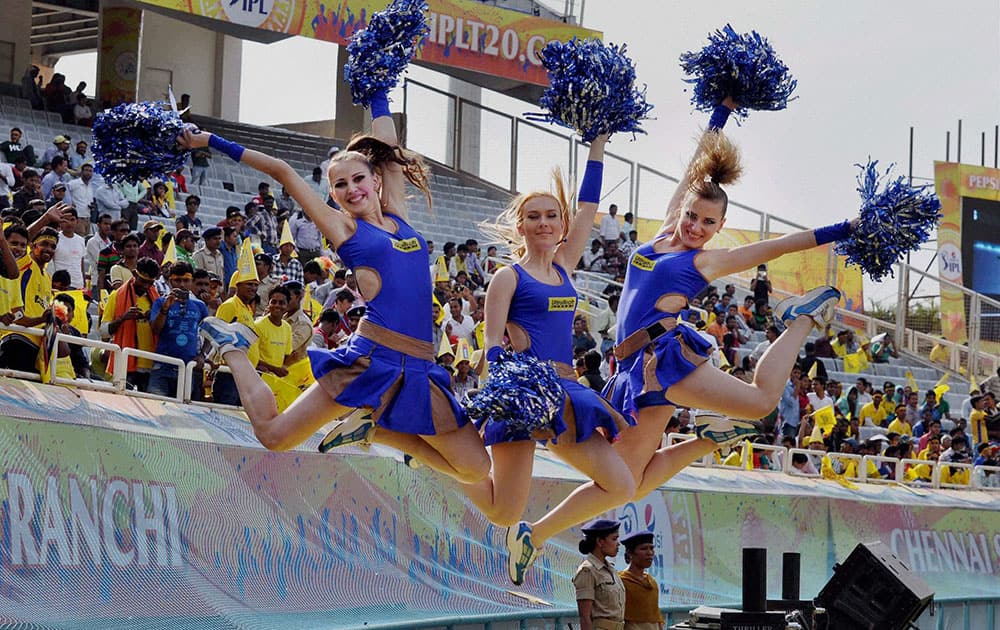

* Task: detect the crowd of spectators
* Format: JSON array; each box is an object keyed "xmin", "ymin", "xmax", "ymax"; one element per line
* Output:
[{"xmin": 1, "ymin": 103, "xmax": 997, "ymax": 491}]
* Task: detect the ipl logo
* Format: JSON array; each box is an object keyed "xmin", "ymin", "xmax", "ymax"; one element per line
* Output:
[
  {"xmin": 938, "ymin": 243, "xmax": 962, "ymax": 283},
  {"xmin": 223, "ymin": 0, "xmax": 274, "ymax": 27}
]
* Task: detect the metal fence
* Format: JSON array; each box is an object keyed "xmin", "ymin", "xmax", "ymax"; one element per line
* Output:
[{"xmin": 404, "ymin": 77, "xmax": 999, "ymax": 383}]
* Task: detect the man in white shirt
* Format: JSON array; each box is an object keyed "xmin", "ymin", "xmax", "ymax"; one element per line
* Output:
[
  {"xmin": 807, "ymin": 378, "xmax": 835, "ymax": 412},
  {"xmin": 599, "ymin": 203, "xmax": 621, "ymax": 246},
  {"xmin": 52, "ymin": 207, "xmax": 87, "ymax": 288},
  {"xmin": 443, "ymin": 297, "xmax": 475, "ymax": 345},
  {"xmin": 95, "ymin": 181, "xmax": 129, "ymax": 222},
  {"xmin": 0, "ymin": 161, "xmax": 14, "ymax": 211},
  {"xmin": 67, "ymin": 163, "xmax": 98, "ymax": 232}
]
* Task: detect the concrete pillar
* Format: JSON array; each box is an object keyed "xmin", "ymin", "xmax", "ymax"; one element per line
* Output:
[
  {"xmin": 334, "ymin": 47, "xmax": 365, "ymax": 141},
  {"xmin": 449, "ymin": 78, "xmax": 481, "ymax": 176},
  {"xmin": 0, "ymin": 0, "xmax": 32, "ymax": 85},
  {"xmin": 213, "ymin": 33, "xmax": 242, "ymax": 121}
]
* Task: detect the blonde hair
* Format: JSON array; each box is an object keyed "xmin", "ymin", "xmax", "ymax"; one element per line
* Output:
[
  {"xmin": 481, "ymin": 168, "xmax": 572, "ymax": 258},
  {"xmin": 685, "ymin": 130, "xmax": 743, "ymax": 213},
  {"xmin": 328, "ymin": 134, "xmax": 433, "ymax": 209}
]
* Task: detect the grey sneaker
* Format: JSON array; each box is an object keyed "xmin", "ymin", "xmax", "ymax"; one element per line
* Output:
[
  {"xmin": 694, "ymin": 411, "xmax": 762, "ymax": 446},
  {"xmin": 199, "ymin": 317, "xmax": 258, "ymax": 355},
  {"xmin": 319, "ymin": 410, "xmax": 376, "ymax": 453},
  {"xmin": 774, "ymin": 286, "xmax": 841, "ymax": 329}
]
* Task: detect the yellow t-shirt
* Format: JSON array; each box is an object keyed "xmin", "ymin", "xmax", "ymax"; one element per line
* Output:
[
  {"xmin": 929, "ymin": 343, "xmax": 949, "ymax": 364},
  {"xmin": 859, "ymin": 402, "xmax": 889, "ymax": 426},
  {"xmin": 254, "ymin": 315, "xmax": 292, "ymax": 369},
  {"xmin": 216, "ymin": 297, "xmax": 260, "ymax": 367},
  {"xmin": 101, "ymin": 287, "xmax": 155, "ymax": 370},
  {"xmin": 887, "ymin": 418, "xmax": 912, "ymax": 437},
  {"xmin": 16, "ymin": 259, "xmax": 52, "ymax": 347},
  {"xmin": 0, "ymin": 275, "xmax": 24, "ymax": 316}
]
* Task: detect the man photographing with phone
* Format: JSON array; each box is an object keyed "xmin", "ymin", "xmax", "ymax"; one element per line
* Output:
[
  {"xmin": 149, "ymin": 261, "xmax": 209, "ymax": 399},
  {"xmin": 750, "ymin": 263, "xmax": 773, "ymax": 306}
]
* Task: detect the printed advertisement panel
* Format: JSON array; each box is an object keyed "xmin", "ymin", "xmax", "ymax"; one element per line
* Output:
[
  {"xmin": 98, "ymin": 6, "xmax": 142, "ymax": 104},
  {"xmin": 136, "ymin": 0, "xmax": 601, "ymax": 86},
  {"xmin": 2, "ymin": 408, "xmax": 999, "ymax": 627}
]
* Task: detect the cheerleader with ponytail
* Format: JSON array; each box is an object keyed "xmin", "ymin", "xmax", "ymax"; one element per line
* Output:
[{"xmin": 185, "ymin": 0, "xmax": 491, "ymax": 485}]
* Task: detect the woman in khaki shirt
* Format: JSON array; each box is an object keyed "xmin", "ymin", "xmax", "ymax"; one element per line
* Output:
[{"xmin": 573, "ymin": 519, "xmax": 626, "ymax": 630}]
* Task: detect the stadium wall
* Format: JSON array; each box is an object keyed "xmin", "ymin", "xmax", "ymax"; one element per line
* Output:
[{"xmin": 0, "ymin": 378, "xmax": 997, "ymax": 628}]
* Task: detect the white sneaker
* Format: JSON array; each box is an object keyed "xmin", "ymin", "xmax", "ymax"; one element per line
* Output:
[
  {"xmin": 694, "ymin": 411, "xmax": 762, "ymax": 446},
  {"xmin": 774, "ymin": 286, "xmax": 841, "ymax": 330},
  {"xmin": 319, "ymin": 410, "xmax": 376, "ymax": 453},
  {"xmin": 506, "ymin": 521, "xmax": 542, "ymax": 586}
]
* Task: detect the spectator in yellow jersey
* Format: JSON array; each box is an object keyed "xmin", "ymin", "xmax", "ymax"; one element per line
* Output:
[
  {"xmin": 887, "ymin": 403, "xmax": 913, "ymax": 437},
  {"xmin": 0, "ymin": 223, "xmax": 56, "ymax": 373},
  {"xmin": 859, "ymin": 390, "xmax": 892, "ymax": 427},
  {"xmin": 212, "ymin": 274, "xmax": 260, "ymax": 406},
  {"xmin": 0, "ymin": 225, "xmax": 27, "ymax": 324},
  {"xmin": 969, "ymin": 394, "xmax": 989, "ymax": 446},
  {"xmin": 619, "ymin": 531, "xmax": 664, "ymax": 630},
  {"xmin": 254, "ymin": 285, "xmax": 292, "ymax": 378}
]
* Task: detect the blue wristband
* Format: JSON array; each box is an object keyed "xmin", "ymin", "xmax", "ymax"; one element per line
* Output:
[
  {"xmin": 814, "ymin": 220, "xmax": 852, "ymax": 245},
  {"xmin": 578, "ymin": 160, "xmax": 604, "ymax": 204},
  {"xmin": 370, "ymin": 90, "xmax": 391, "ymax": 119},
  {"xmin": 486, "ymin": 346, "xmax": 502, "ymax": 362},
  {"xmin": 208, "ymin": 134, "xmax": 245, "ymax": 163},
  {"xmin": 708, "ymin": 104, "xmax": 731, "ymax": 130}
]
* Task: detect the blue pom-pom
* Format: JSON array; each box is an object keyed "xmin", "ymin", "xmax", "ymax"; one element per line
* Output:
[
  {"xmin": 91, "ymin": 102, "xmax": 189, "ymax": 185},
  {"xmin": 679, "ymin": 24, "xmax": 797, "ymax": 118},
  {"xmin": 524, "ymin": 38, "xmax": 653, "ymax": 142},
  {"xmin": 465, "ymin": 350, "xmax": 564, "ymax": 441},
  {"xmin": 834, "ymin": 160, "xmax": 943, "ymax": 282},
  {"xmin": 344, "ymin": 0, "xmax": 429, "ymax": 108}
]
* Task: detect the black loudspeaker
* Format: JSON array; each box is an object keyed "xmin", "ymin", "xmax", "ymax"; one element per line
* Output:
[{"xmin": 816, "ymin": 541, "xmax": 934, "ymax": 630}]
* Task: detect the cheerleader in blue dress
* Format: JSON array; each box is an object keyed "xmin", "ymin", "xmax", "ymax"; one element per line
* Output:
[
  {"xmin": 467, "ymin": 134, "xmax": 636, "ymax": 585},
  {"xmin": 603, "ymin": 99, "xmax": 849, "ymax": 502},
  {"xmin": 183, "ymin": 88, "xmax": 490, "ymax": 485}
]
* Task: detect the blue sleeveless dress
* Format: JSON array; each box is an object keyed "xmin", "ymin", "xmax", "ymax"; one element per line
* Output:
[
  {"xmin": 480, "ymin": 263, "xmax": 632, "ymax": 445},
  {"xmin": 308, "ymin": 214, "xmax": 466, "ymax": 435},
  {"xmin": 602, "ymin": 243, "xmax": 714, "ymax": 418}
]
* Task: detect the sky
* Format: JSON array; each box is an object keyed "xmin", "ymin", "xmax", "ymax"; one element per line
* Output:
[{"xmin": 56, "ymin": 0, "xmax": 1000, "ymax": 304}]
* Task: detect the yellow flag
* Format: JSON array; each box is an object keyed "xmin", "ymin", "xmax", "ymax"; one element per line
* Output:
[
  {"xmin": 905, "ymin": 370, "xmax": 918, "ymax": 392},
  {"xmin": 470, "ymin": 348, "xmax": 486, "ymax": 377},
  {"xmin": 813, "ymin": 405, "xmax": 837, "ymax": 436},
  {"xmin": 843, "ymin": 349, "xmax": 868, "ymax": 374},
  {"xmin": 285, "ymin": 358, "xmax": 315, "ymax": 390},
  {"xmin": 434, "ymin": 256, "xmax": 449, "ymax": 283},
  {"xmin": 718, "ymin": 347, "xmax": 730, "ymax": 369},
  {"xmin": 437, "ymin": 335, "xmax": 454, "ymax": 359},
  {"xmin": 970, "ymin": 374, "xmax": 979, "ymax": 394},
  {"xmin": 934, "ymin": 383, "xmax": 950, "ymax": 402},
  {"xmin": 935, "ymin": 372, "xmax": 949, "ymax": 388},
  {"xmin": 162, "ymin": 236, "xmax": 177, "ymax": 265},
  {"xmin": 474, "ymin": 321, "xmax": 485, "ymax": 350},
  {"xmin": 229, "ymin": 238, "xmax": 260, "ymax": 289},
  {"xmin": 807, "ymin": 360, "xmax": 819, "ymax": 380},
  {"xmin": 743, "ymin": 439, "xmax": 754, "ymax": 470}
]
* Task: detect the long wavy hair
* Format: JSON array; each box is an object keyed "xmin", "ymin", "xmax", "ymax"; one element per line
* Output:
[
  {"xmin": 328, "ymin": 134, "xmax": 433, "ymax": 209},
  {"xmin": 480, "ymin": 168, "xmax": 572, "ymax": 258},
  {"xmin": 685, "ymin": 130, "xmax": 743, "ymax": 214}
]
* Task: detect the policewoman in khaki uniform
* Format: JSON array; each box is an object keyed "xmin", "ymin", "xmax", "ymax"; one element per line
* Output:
[
  {"xmin": 573, "ymin": 519, "xmax": 625, "ymax": 630},
  {"xmin": 619, "ymin": 531, "xmax": 664, "ymax": 630}
]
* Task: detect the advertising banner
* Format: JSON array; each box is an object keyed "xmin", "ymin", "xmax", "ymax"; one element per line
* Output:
[
  {"xmin": 934, "ymin": 162, "xmax": 1000, "ymax": 347},
  {"xmin": 97, "ymin": 6, "xmax": 143, "ymax": 104},
  {"xmin": 136, "ymin": 0, "xmax": 600, "ymax": 86},
  {"xmin": 0, "ymin": 377, "xmax": 997, "ymax": 626}
]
